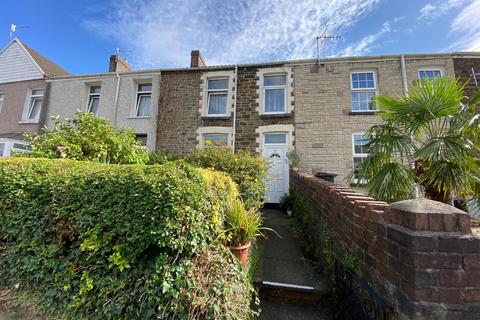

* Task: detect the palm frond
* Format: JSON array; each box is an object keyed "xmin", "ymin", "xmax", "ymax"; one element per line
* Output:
[{"xmin": 366, "ymin": 162, "xmax": 415, "ymax": 203}]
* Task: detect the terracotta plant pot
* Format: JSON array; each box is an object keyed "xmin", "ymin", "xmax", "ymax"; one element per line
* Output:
[{"xmin": 229, "ymin": 242, "xmax": 251, "ymax": 267}]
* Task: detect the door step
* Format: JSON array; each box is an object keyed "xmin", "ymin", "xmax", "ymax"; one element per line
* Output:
[{"xmin": 255, "ymin": 280, "xmax": 329, "ymax": 304}]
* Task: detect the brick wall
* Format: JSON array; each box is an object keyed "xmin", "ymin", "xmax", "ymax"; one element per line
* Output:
[
  {"xmin": 156, "ymin": 70, "xmax": 202, "ymax": 155},
  {"xmin": 290, "ymin": 171, "xmax": 480, "ymax": 319}
]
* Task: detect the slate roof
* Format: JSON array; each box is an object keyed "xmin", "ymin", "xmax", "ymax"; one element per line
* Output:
[{"xmin": 21, "ymin": 40, "xmax": 69, "ymax": 77}]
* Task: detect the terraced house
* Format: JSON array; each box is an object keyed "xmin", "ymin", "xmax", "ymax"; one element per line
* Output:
[
  {"xmin": 0, "ymin": 38, "xmax": 69, "ymax": 156},
  {"xmin": 4, "ymin": 38, "xmax": 479, "ymax": 203}
]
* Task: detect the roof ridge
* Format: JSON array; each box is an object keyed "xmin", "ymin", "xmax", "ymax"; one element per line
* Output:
[{"xmin": 18, "ymin": 39, "xmax": 70, "ymax": 77}]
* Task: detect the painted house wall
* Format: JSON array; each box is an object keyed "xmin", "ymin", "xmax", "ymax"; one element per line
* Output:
[
  {"xmin": 0, "ymin": 78, "xmax": 46, "ymax": 137},
  {"xmin": 293, "ymin": 55, "xmax": 455, "ymax": 184},
  {"xmin": 46, "ymin": 72, "xmax": 160, "ymax": 150}
]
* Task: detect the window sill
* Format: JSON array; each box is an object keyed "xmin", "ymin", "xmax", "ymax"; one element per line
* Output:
[
  {"xmin": 201, "ymin": 115, "xmax": 230, "ymax": 120},
  {"xmin": 126, "ymin": 116, "xmax": 151, "ymax": 119},
  {"xmin": 348, "ymin": 111, "xmax": 379, "ymax": 116},
  {"xmin": 260, "ymin": 113, "xmax": 292, "ymax": 119},
  {"xmin": 18, "ymin": 120, "xmax": 40, "ymax": 124}
]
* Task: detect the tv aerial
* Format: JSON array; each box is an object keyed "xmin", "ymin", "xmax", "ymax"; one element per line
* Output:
[{"xmin": 10, "ymin": 24, "xmax": 31, "ymax": 39}]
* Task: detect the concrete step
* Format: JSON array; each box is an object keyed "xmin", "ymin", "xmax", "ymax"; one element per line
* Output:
[{"xmin": 255, "ymin": 280, "xmax": 329, "ymax": 304}]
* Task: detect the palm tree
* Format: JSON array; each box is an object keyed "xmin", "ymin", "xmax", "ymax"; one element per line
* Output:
[{"xmin": 352, "ymin": 77, "xmax": 480, "ymax": 205}]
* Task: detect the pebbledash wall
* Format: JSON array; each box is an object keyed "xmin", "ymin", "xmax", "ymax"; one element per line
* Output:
[
  {"xmin": 290, "ymin": 171, "xmax": 480, "ymax": 319},
  {"xmin": 46, "ymin": 71, "xmax": 160, "ymax": 150}
]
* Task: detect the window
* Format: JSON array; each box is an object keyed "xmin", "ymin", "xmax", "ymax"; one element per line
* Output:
[
  {"xmin": 418, "ymin": 69, "xmax": 442, "ymax": 82},
  {"xmin": 0, "ymin": 94, "xmax": 4, "ymax": 112},
  {"xmin": 87, "ymin": 86, "xmax": 101, "ymax": 114},
  {"xmin": 264, "ymin": 133, "xmax": 287, "ymax": 144},
  {"xmin": 135, "ymin": 134, "xmax": 148, "ymax": 146},
  {"xmin": 25, "ymin": 89, "xmax": 44, "ymax": 122},
  {"xmin": 351, "ymin": 72, "xmax": 376, "ymax": 112},
  {"xmin": 352, "ymin": 134, "xmax": 370, "ymax": 182},
  {"xmin": 207, "ymin": 79, "xmax": 228, "ymax": 116},
  {"xmin": 135, "ymin": 83, "xmax": 152, "ymax": 117},
  {"xmin": 264, "ymin": 75, "xmax": 287, "ymax": 114},
  {"xmin": 0, "ymin": 143, "xmax": 4, "ymax": 157},
  {"xmin": 203, "ymin": 133, "xmax": 228, "ymax": 146}
]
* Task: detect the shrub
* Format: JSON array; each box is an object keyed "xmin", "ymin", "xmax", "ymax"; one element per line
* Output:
[
  {"xmin": 146, "ymin": 150, "xmax": 178, "ymax": 165},
  {"xmin": 0, "ymin": 158, "xmax": 255, "ymax": 319},
  {"xmin": 224, "ymin": 200, "xmax": 264, "ymax": 247},
  {"xmin": 185, "ymin": 147, "xmax": 267, "ymax": 209},
  {"xmin": 25, "ymin": 111, "xmax": 148, "ymax": 164}
]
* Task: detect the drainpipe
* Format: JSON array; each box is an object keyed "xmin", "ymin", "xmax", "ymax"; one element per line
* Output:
[
  {"xmin": 113, "ymin": 72, "xmax": 121, "ymax": 126},
  {"xmin": 232, "ymin": 65, "xmax": 238, "ymax": 152},
  {"xmin": 400, "ymin": 55, "xmax": 408, "ymax": 96},
  {"xmin": 401, "ymin": 55, "xmax": 420, "ymax": 198}
]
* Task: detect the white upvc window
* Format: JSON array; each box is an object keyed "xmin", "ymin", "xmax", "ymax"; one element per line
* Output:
[
  {"xmin": 207, "ymin": 79, "xmax": 229, "ymax": 116},
  {"xmin": 264, "ymin": 75, "xmax": 287, "ymax": 114},
  {"xmin": 0, "ymin": 142, "xmax": 5, "ymax": 156},
  {"xmin": 203, "ymin": 133, "xmax": 229, "ymax": 146},
  {"xmin": 87, "ymin": 85, "xmax": 101, "ymax": 115},
  {"xmin": 135, "ymin": 83, "xmax": 152, "ymax": 117},
  {"xmin": 418, "ymin": 69, "xmax": 442, "ymax": 82},
  {"xmin": 351, "ymin": 72, "xmax": 377, "ymax": 112},
  {"xmin": 352, "ymin": 133, "xmax": 370, "ymax": 183},
  {"xmin": 22, "ymin": 89, "xmax": 44, "ymax": 122},
  {"xmin": 0, "ymin": 94, "xmax": 4, "ymax": 112}
]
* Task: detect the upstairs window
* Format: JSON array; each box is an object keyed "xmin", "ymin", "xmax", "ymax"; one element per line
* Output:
[
  {"xmin": 87, "ymin": 86, "xmax": 101, "ymax": 115},
  {"xmin": 351, "ymin": 72, "xmax": 376, "ymax": 112},
  {"xmin": 207, "ymin": 79, "xmax": 229, "ymax": 116},
  {"xmin": 25, "ymin": 89, "xmax": 44, "ymax": 122},
  {"xmin": 135, "ymin": 83, "xmax": 152, "ymax": 117},
  {"xmin": 418, "ymin": 69, "xmax": 442, "ymax": 82},
  {"xmin": 0, "ymin": 94, "xmax": 4, "ymax": 112},
  {"xmin": 264, "ymin": 75, "xmax": 286, "ymax": 114},
  {"xmin": 352, "ymin": 134, "xmax": 370, "ymax": 183},
  {"xmin": 203, "ymin": 133, "xmax": 229, "ymax": 146}
]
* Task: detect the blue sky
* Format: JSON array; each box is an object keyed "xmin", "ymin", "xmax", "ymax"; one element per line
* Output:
[{"xmin": 1, "ymin": 0, "xmax": 478, "ymax": 74}]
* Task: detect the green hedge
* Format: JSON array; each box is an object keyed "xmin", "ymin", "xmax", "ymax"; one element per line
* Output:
[
  {"xmin": 184, "ymin": 148, "xmax": 267, "ymax": 209},
  {"xmin": 0, "ymin": 158, "xmax": 254, "ymax": 319}
]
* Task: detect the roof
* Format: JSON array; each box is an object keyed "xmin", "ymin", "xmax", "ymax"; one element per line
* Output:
[
  {"xmin": 46, "ymin": 51, "xmax": 480, "ymax": 82},
  {"xmin": 20, "ymin": 40, "xmax": 69, "ymax": 76}
]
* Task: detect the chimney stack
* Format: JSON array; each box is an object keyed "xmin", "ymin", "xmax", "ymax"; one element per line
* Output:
[
  {"xmin": 109, "ymin": 54, "xmax": 131, "ymax": 73},
  {"xmin": 190, "ymin": 50, "xmax": 206, "ymax": 68}
]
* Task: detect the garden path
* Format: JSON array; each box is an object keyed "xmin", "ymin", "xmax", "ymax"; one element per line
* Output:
[{"xmin": 255, "ymin": 208, "xmax": 332, "ymax": 320}]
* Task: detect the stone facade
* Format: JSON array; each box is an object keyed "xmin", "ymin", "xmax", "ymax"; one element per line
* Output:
[
  {"xmin": 453, "ymin": 55, "xmax": 480, "ymax": 109},
  {"xmin": 292, "ymin": 55, "xmax": 455, "ymax": 184},
  {"xmin": 156, "ymin": 70, "xmax": 202, "ymax": 155}
]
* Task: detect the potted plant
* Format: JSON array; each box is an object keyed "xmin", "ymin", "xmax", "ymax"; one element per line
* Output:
[
  {"xmin": 224, "ymin": 200, "xmax": 267, "ymax": 266},
  {"xmin": 286, "ymin": 150, "xmax": 300, "ymax": 171},
  {"xmin": 279, "ymin": 193, "xmax": 293, "ymax": 216}
]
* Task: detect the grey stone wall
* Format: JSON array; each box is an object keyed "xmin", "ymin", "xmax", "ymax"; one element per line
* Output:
[{"xmin": 292, "ymin": 56, "xmax": 455, "ymax": 185}]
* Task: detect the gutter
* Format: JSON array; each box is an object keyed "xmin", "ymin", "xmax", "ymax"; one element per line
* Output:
[{"xmin": 232, "ymin": 65, "xmax": 238, "ymax": 152}]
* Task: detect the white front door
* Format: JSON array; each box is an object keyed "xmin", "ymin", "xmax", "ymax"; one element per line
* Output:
[{"xmin": 263, "ymin": 133, "xmax": 288, "ymax": 203}]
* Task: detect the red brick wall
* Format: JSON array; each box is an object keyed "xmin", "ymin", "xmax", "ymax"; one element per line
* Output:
[{"xmin": 290, "ymin": 171, "xmax": 480, "ymax": 319}]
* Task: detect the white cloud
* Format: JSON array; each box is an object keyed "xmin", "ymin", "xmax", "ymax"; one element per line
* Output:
[
  {"xmin": 448, "ymin": 0, "xmax": 480, "ymax": 51},
  {"xmin": 418, "ymin": 0, "xmax": 469, "ymax": 20},
  {"xmin": 340, "ymin": 20, "xmax": 393, "ymax": 56},
  {"xmin": 84, "ymin": 0, "xmax": 381, "ymax": 68}
]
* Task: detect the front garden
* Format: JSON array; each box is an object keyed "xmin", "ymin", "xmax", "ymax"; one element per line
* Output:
[{"xmin": 0, "ymin": 112, "xmax": 268, "ymax": 319}]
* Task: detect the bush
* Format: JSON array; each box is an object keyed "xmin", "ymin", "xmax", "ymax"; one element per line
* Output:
[
  {"xmin": 25, "ymin": 112, "xmax": 148, "ymax": 164},
  {"xmin": 146, "ymin": 150, "xmax": 178, "ymax": 165},
  {"xmin": 0, "ymin": 158, "xmax": 255, "ymax": 319},
  {"xmin": 185, "ymin": 147, "xmax": 267, "ymax": 209}
]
